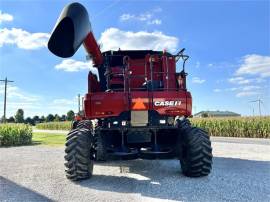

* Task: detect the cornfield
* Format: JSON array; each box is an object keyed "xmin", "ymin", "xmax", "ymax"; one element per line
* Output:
[
  {"xmin": 36, "ymin": 121, "xmax": 72, "ymax": 130},
  {"xmin": 190, "ymin": 116, "xmax": 270, "ymax": 138},
  {"xmin": 0, "ymin": 123, "xmax": 33, "ymax": 146},
  {"xmin": 35, "ymin": 117, "xmax": 270, "ymax": 138}
]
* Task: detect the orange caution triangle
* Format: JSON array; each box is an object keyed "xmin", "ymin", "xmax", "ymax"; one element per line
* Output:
[{"xmin": 132, "ymin": 98, "xmax": 146, "ymax": 110}]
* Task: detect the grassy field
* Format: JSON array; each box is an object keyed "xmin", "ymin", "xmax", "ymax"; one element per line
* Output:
[
  {"xmin": 32, "ymin": 132, "xmax": 66, "ymax": 146},
  {"xmin": 34, "ymin": 116, "xmax": 270, "ymax": 138}
]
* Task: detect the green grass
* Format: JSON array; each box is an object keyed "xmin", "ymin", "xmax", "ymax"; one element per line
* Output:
[{"xmin": 32, "ymin": 132, "xmax": 66, "ymax": 147}]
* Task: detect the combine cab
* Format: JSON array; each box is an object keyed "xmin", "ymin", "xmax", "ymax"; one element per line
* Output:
[{"xmin": 48, "ymin": 2, "xmax": 212, "ymax": 181}]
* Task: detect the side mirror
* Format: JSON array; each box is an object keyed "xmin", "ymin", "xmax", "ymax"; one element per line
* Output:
[
  {"xmin": 175, "ymin": 48, "xmax": 189, "ymax": 72},
  {"xmin": 175, "ymin": 48, "xmax": 186, "ymax": 62},
  {"xmin": 178, "ymin": 48, "xmax": 185, "ymax": 55}
]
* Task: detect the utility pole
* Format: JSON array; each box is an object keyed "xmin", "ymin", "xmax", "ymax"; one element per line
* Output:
[
  {"xmin": 0, "ymin": 77, "xmax": 14, "ymax": 122},
  {"xmin": 78, "ymin": 94, "xmax": 81, "ymax": 113},
  {"xmin": 250, "ymin": 99, "xmax": 263, "ymax": 116},
  {"xmin": 193, "ymin": 105, "xmax": 197, "ymax": 115},
  {"xmin": 81, "ymin": 96, "xmax": 84, "ymax": 111}
]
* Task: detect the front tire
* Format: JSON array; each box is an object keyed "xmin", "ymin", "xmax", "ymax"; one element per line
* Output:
[
  {"xmin": 64, "ymin": 127, "xmax": 94, "ymax": 181},
  {"xmin": 177, "ymin": 119, "xmax": 212, "ymax": 177},
  {"xmin": 94, "ymin": 129, "xmax": 107, "ymax": 161}
]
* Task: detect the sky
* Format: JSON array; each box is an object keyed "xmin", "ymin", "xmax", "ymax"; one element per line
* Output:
[{"xmin": 0, "ymin": 0, "xmax": 269, "ymax": 118}]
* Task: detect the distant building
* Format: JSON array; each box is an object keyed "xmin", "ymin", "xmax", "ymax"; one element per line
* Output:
[{"xmin": 194, "ymin": 111, "xmax": 241, "ymax": 118}]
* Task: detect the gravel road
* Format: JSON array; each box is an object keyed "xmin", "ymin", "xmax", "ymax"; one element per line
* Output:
[{"xmin": 1, "ymin": 138, "xmax": 270, "ymax": 202}]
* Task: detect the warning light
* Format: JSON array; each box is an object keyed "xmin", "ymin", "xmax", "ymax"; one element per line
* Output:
[{"xmin": 132, "ymin": 98, "xmax": 147, "ymax": 110}]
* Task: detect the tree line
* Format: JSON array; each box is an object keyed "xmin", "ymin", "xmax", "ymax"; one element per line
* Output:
[{"xmin": 1, "ymin": 109, "xmax": 75, "ymax": 125}]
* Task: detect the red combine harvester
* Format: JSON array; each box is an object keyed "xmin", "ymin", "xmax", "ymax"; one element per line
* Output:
[{"xmin": 48, "ymin": 2, "xmax": 212, "ymax": 181}]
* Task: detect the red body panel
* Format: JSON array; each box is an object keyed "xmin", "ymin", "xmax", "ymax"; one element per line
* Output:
[
  {"xmin": 84, "ymin": 52, "xmax": 192, "ymax": 119},
  {"xmin": 84, "ymin": 92, "xmax": 128, "ymax": 119},
  {"xmin": 152, "ymin": 91, "xmax": 191, "ymax": 116},
  {"xmin": 84, "ymin": 90, "xmax": 192, "ymax": 119}
]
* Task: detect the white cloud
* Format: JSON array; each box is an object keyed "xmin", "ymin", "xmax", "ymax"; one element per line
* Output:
[
  {"xmin": 207, "ymin": 61, "xmax": 236, "ymax": 69},
  {"xmin": 52, "ymin": 99, "xmax": 75, "ymax": 105},
  {"xmin": 235, "ymin": 85, "xmax": 262, "ymax": 98},
  {"xmin": 0, "ymin": 84, "xmax": 78, "ymax": 117},
  {"xmin": 47, "ymin": 98, "xmax": 76, "ymax": 112},
  {"xmin": 209, "ymin": 54, "xmax": 269, "ymax": 101},
  {"xmin": 225, "ymin": 87, "xmax": 240, "ymax": 92},
  {"xmin": 195, "ymin": 61, "xmax": 200, "ymax": 68},
  {"xmin": 0, "ymin": 99, "xmax": 76, "ymax": 118},
  {"xmin": 221, "ymin": 85, "xmax": 262, "ymax": 98},
  {"xmin": 0, "ymin": 84, "xmax": 43, "ymax": 117},
  {"xmin": 99, "ymin": 28, "xmax": 178, "ymax": 52},
  {"xmin": 236, "ymin": 54, "xmax": 270, "ymax": 77},
  {"xmin": 0, "ymin": 10, "xmax": 13, "ymax": 23},
  {"xmin": 55, "ymin": 59, "xmax": 97, "ymax": 73},
  {"xmin": 0, "ymin": 101, "xmax": 43, "ymax": 119},
  {"xmin": 213, "ymin": 89, "xmax": 221, "ymax": 93},
  {"xmin": 214, "ymin": 84, "xmax": 265, "ymax": 98},
  {"xmin": 120, "ymin": 14, "xmax": 134, "ymax": 21},
  {"xmin": 236, "ymin": 91, "xmax": 260, "ymax": 97},
  {"xmin": 192, "ymin": 77, "xmax": 205, "ymax": 84},
  {"xmin": 46, "ymin": 97, "xmax": 78, "ymax": 116},
  {"xmin": 0, "ymin": 28, "xmax": 50, "ymax": 49},
  {"xmin": 119, "ymin": 8, "xmax": 162, "ymax": 25},
  {"xmin": 152, "ymin": 7, "xmax": 162, "ymax": 12},
  {"xmin": 228, "ymin": 77, "xmax": 251, "ymax": 84},
  {"xmin": 228, "ymin": 76, "xmax": 265, "ymax": 85},
  {"xmin": 0, "ymin": 84, "xmax": 40, "ymax": 102},
  {"xmin": 241, "ymin": 85, "xmax": 261, "ymax": 91},
  {"xmin": 120, "ymin": 13, "xmax": 153, "ymax": 22},
  {"xmin": 147, "ymin": 19, "xmax": 162, "ymax": 25}
]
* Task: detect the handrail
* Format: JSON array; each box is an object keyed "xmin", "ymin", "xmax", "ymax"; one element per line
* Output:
[
  {"xmin": 106, "ymin": 55, "xmax": 185, "ymax": 92},
  {"xmin": 108, "ymin": 72, "xmax": 177, "ymax": 77},
  {"xmin": 107, "ymin": 87, "xmax": 184, "ymax": 91}
]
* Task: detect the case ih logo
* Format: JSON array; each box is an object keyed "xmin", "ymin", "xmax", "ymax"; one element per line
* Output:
[{"xmin": 154, "ymin": 100, "xmax": 182, "ymax": 107}]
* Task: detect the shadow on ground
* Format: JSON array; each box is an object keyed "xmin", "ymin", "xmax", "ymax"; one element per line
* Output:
[
  {"xmin": 77, "ymin": 157, "xmax": 270, "ymax": 201},
  {"xmin": 0, "ymin": 176, "xmax": 52, "ymax": 202}
]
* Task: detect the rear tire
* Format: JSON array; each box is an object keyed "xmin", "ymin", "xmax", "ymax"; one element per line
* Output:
[
  {"xmin": 176, "ymin": 118, "xmax": 212, "ymax": 177},
  {"xmin": 64, "ymin": 127, "xmax": 94, "ymax": 181},
  {"xmin": 76, "ymin": 120, "xmax": 92, "ymax": 130}
]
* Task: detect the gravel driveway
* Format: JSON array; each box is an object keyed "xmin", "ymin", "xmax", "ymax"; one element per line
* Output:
[{"xmin": 1, "ymin": 138, "xmax": 270, "ymax": 202}]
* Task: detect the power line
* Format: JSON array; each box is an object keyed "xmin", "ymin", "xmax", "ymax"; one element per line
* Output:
[
  {"xmin": 0, "ymin": 77, "xmax": 14, "ymax": 122},
  {"xmin": 193, "ymin": 105, "xmax": 197, "ymax": 115},
  {"xmin": 249, "ymin": 99, "xmax": 263, "ymax": 116}
]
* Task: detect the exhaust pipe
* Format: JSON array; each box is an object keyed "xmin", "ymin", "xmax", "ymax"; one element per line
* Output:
[{"xmin": 48, "ymin": 2, "xmax": 103, "ymax": 66}]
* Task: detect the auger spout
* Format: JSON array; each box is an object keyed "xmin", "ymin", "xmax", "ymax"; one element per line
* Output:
[{"xmin": 48, "ymin": 2, "xmax": 103, "ymax": 66}]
